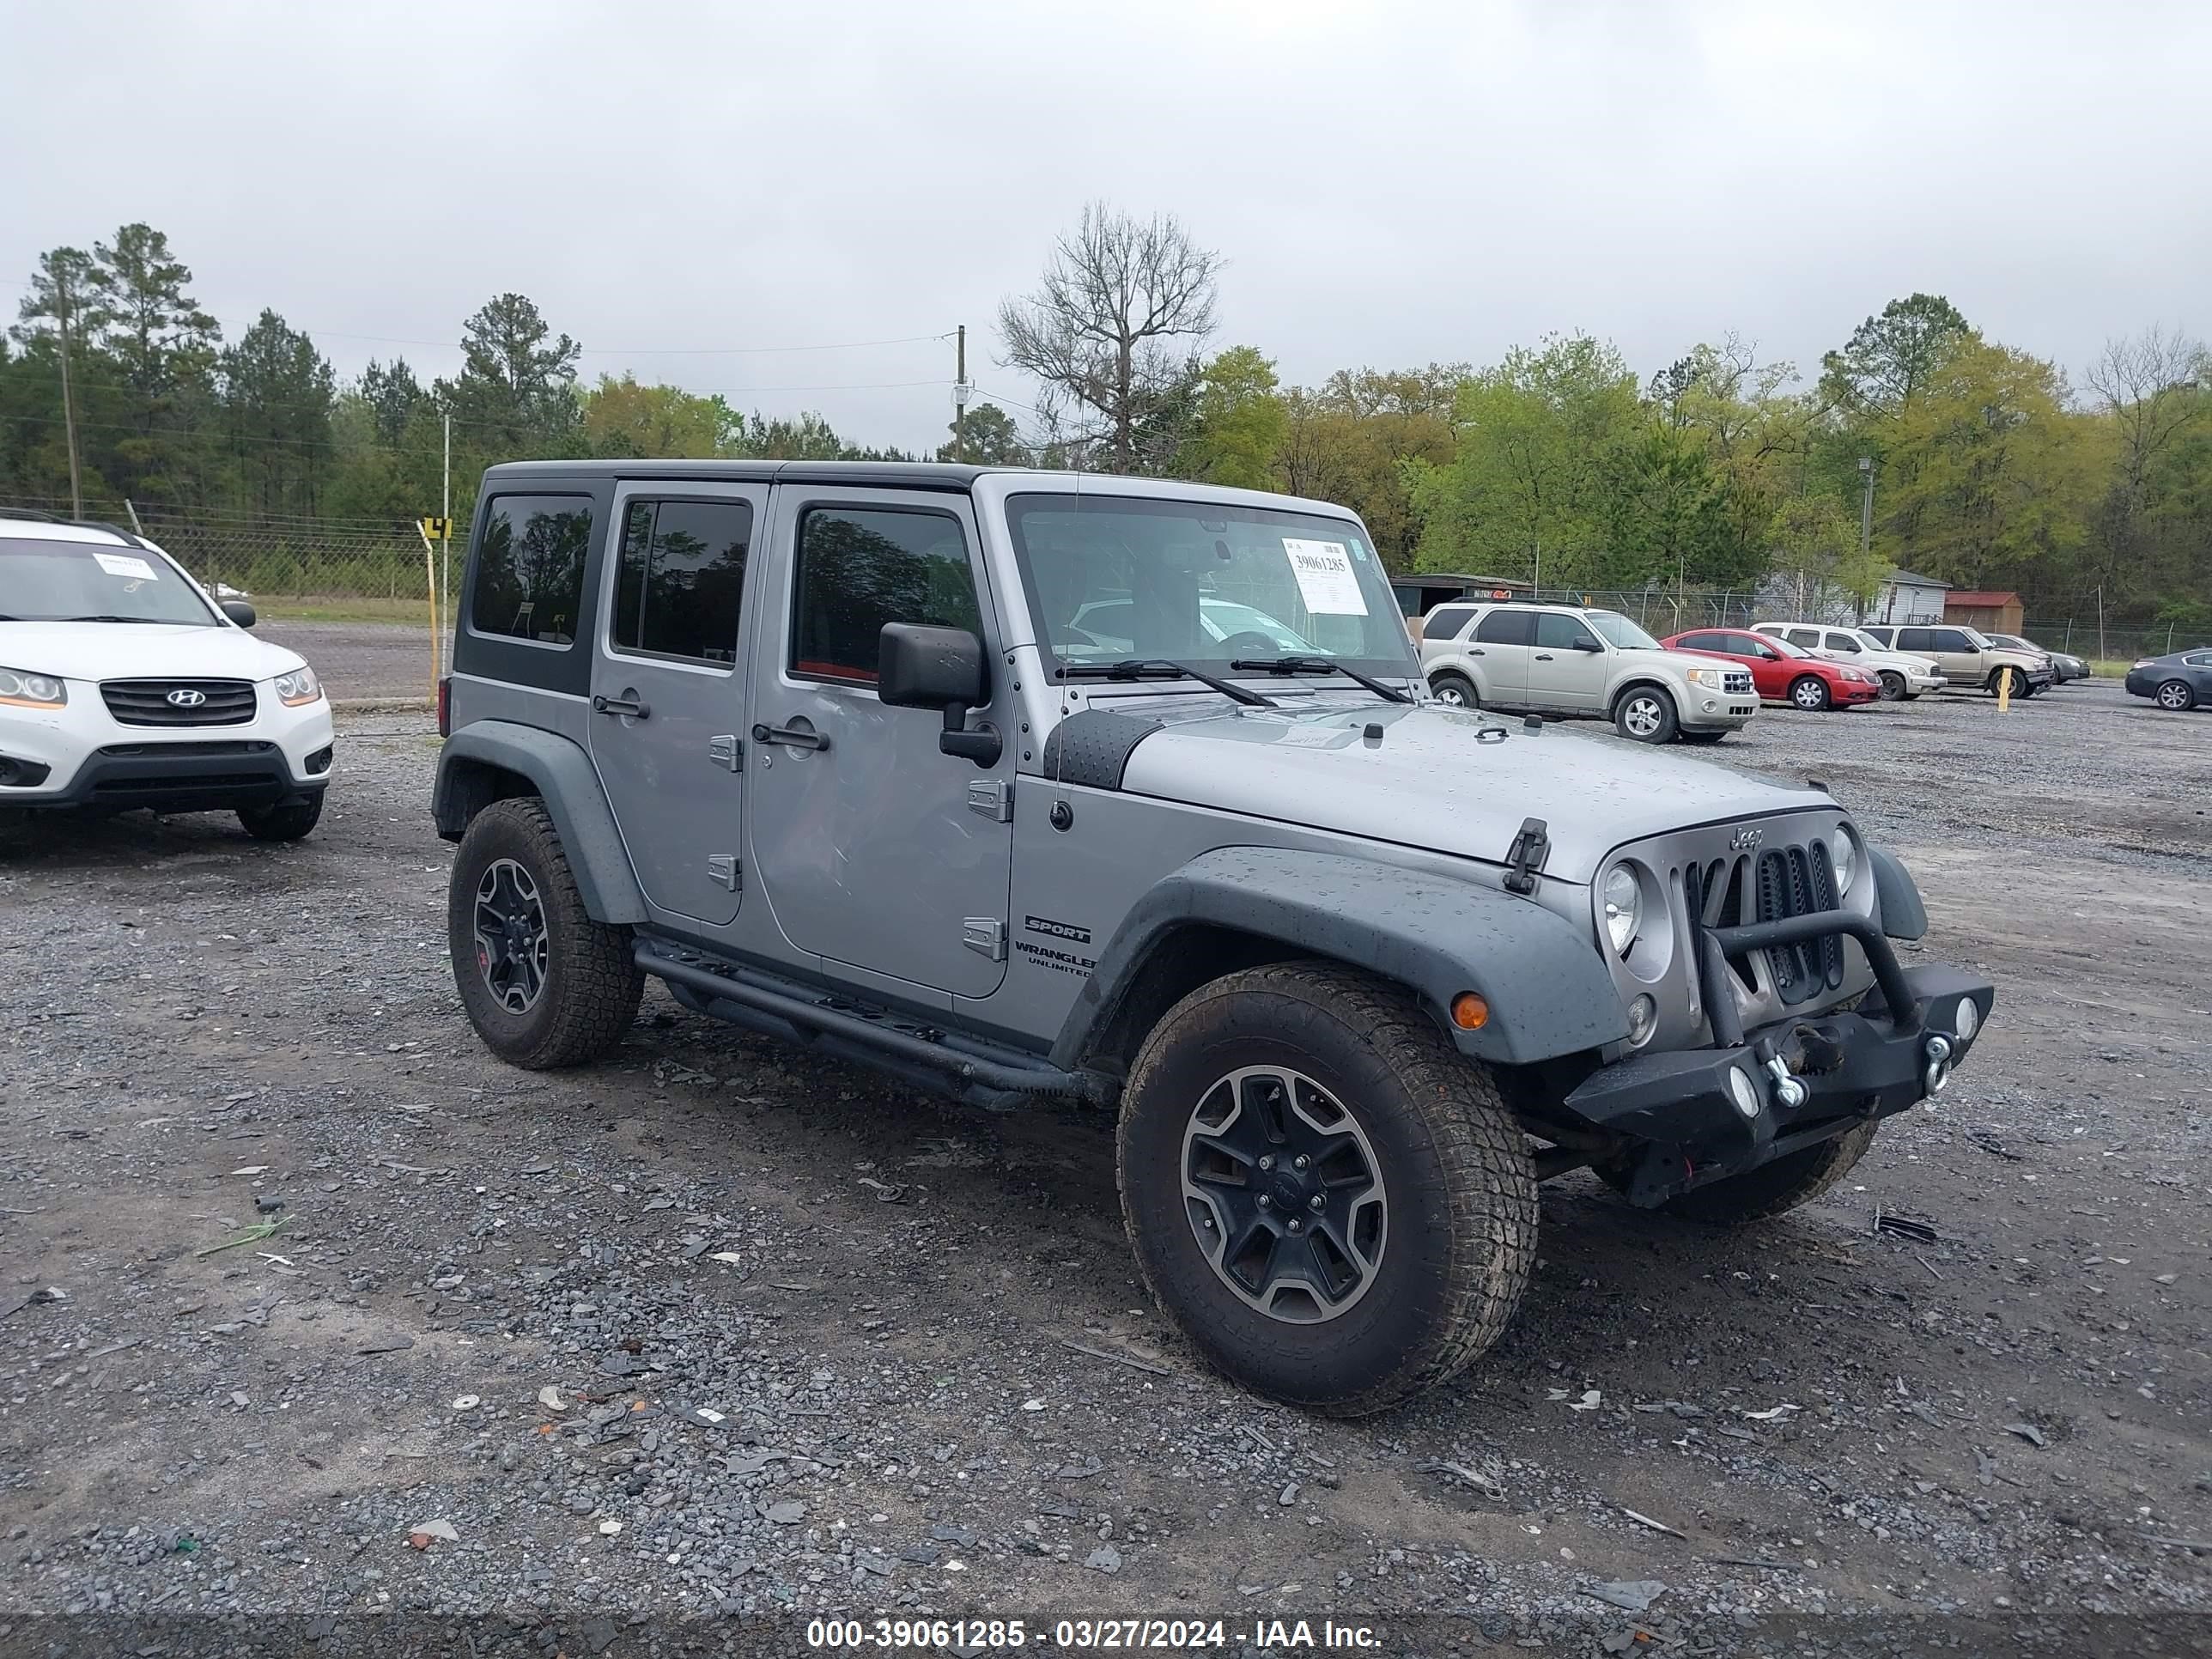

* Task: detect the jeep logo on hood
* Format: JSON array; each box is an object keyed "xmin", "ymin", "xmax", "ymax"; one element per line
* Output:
[{"xmin": 1729, "ymin": 825, "xmax": 1765, "ymax": 851}]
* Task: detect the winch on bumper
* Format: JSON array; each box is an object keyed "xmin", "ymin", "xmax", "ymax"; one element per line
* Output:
[{"xmin": 1564, "ymin": 906, "xmax": 1995, "ymax": 1207}]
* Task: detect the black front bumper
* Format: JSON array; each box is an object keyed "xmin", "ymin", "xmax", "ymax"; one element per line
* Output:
[
  {"xmin": 3, "ymin": 742, "xmax": 331, "ymax": 815},
  {"xmin": 1563, "ymin": 908, "xmax": 1994, "ymax": 1206}
]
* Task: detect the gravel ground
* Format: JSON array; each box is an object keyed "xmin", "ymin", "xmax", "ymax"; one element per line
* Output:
[
  {"xmin": 0, "ymin": 679, "xmax": 2206, "ymax": 1657},
  {"xmin": 259, "ymin": 620, "xmax": 434, "ymax": 704}
]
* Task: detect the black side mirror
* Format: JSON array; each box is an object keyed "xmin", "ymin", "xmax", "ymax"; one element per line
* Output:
[
  {"xmin": 221, "ymin": 599, "xmax": 257, "ymax": 629},
  {"xmin": 878, "ymin": 623, "xmax": 1000, "ymax": 766},
  {"xmin": 1571, "ymin": 636, "xmax": 1601, "ymax": 652}
]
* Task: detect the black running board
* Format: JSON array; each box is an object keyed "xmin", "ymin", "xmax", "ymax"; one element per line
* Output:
[{"xmin": 635, "ymin": 940, "xmax": 1103, "ymax": 1106}]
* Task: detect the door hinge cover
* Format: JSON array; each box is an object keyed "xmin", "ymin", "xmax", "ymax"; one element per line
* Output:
[
  {"xmin": 1503, "ymin": 817, "xmax": 1550, "ymax": 895},
  {"xmin": 966, "ymin": 778, "xmax": 1013, "ymax": 822},
  {"xmin": 708, "ymin": 733, "xmax": 743, "ymax": 772},
  {"xmin": 961, "ymin": 917, "xmax": 1006, "ymax": 960},
  {"xmin": 707, "ymin": 854, "xmax": 741, "ymax": 891}
]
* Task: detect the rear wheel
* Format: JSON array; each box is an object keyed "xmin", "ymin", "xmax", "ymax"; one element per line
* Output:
[
  {"xmin": 1607, "ymin": 1121, "xmax": 1879, "ymax": 1224},
  {"xmin": 238, "ymin": 794, "xmax": 323, "ymax": 842},
  {"xmin": 1788, "ymin": 675, "xmax": 1832, "ymax": 711},
  {"xmin": 2155, "ymin": 678, "xmax": 2197, "ymax": 711},
  {"xmin": 1613, "ymin": 687, "xmax": 1679, "ymax": 744},
  {"xmin": 1876, "ymin": 671, "xmax": 1905, "ymax": 701},
  {"xmin": 447, "ymin": 798, "xmax": 643, "ymax": 1069},
  {"xmin": 1428, "ymin": 672, "xmax": 1479, "ymax": 709},
  {"xmin": 1118, "ymin": 963, "xmax": 1536, "ymax": 1416}
]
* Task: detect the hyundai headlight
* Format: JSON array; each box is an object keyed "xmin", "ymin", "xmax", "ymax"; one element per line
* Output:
[
  {"xmin": 1831, "ymin": 830, "xmax": 1858, "ymax": 895},
  {"xmin": 0, "ymin": 665, "xmax": 67, "ymax": 708},
  {"xmin": 273, "ymin": 666, "xmax": 322, "ymax": 707},
  {"xmin": 1683, "ymin": 666, "xmax": 1724, "ymax": 690},
  {"xmin": 1601, "ymin": 865, "xmax": 1642, "ymax": 955}
]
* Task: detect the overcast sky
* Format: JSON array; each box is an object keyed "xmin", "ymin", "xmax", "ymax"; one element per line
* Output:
[{"xmin": 5, "ymin": 0, "xmax": 2207, "ymax": 451}]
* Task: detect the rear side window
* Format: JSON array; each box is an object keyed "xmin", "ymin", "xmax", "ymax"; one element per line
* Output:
[
  {"xmin": 471, "ymin": 495, "xmax": 592, "ymax": 645},
  {"xmin": 1824, "ymin": 632, "xmax": 1861, "ymax": 653},
  {"xmin": 1422, "ymin": 605, "xmax": 1475, "ymax": 641},
  {"xmin": 1678, "ymin": 631, "xmax": 1726, "ymax": 652},
  {"xmin": 612, "ymin": 498, "xmax": 752, "ymax": 666},
  {"xmin": 1534, "ymin": 613, "xmax": 1596, "ymax": 650},
  {"xmin": 1895, "ymin": 628, "xmax": 1933, "ymax": 651},
  {"xmin": 1474, "ymin": 609, "xmax": 1534, "ymax": 646},
  {"xmin": 792, "ymin": 506, "xmax": 981, "ymax": 685},
  {"xmin": 1929, "ymin": 629, "xmax": 1974, "ymax": 650},
  {"xmin": 1785, "ymin": 628, "xmax": 1821, "ymax": 648}
]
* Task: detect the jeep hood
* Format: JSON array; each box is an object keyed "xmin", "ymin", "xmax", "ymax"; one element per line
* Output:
[
  {"xmin": 1105, "ymin": 697, "xmax": 1833, "ymax": 882},
  {"xmin": 0, "ymin": 620, "xmax": 307, "ymax": 684}
]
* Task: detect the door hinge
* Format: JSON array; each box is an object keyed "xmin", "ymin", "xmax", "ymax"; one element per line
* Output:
[
  {"xmin": 966, "ymin": 778, "xmax": 1013, "ymax": 822},
  {"xmin": 707, "ymin": 854, "xmax": 741, "ymax": 892},
  {"xmin": 1502, "ymin": 817, "xmax": 1550, "ymax": 895},
  {"xmin": 708, "ymin": 733, "xmax": 743, "ymax": 772},
  {"xmin": 961, "ymin": 917, "xmax": 1006, "ymax": 961}
]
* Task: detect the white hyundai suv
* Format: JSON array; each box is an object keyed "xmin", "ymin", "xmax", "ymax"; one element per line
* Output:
[{"xmin": 0, "ymin": 515, "xmax": 333, "ymax": 839}]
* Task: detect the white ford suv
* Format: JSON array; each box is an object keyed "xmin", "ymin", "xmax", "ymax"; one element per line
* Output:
[{"xmin": 0, "ymin": 515, "xmax": 333, "ymax": 840}]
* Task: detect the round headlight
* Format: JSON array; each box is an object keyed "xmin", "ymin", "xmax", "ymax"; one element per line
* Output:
[
  {"xmin": 1831, "ymin": 830, "xmax": 1857, "ymax": 896},
  {"xmin": 1601, "ymin": 866, "xmax": 1642, "ymax": 956}
]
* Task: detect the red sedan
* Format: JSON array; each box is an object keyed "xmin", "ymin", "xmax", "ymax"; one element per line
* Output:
[{"xmin": 1661, "ymin": 628, "xmax": 1883, "ymax": 710}]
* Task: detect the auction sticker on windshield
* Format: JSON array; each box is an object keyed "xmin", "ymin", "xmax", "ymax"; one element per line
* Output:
[
  {"xmin": 93, "ymin": 552, "xmax": 160, "ymax": 580},
  {"xmin": 1281, "ymin": 538, "xmax": 1367, "ymax": 615}
]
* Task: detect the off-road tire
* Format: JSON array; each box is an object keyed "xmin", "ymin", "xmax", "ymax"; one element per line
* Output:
[
  {"xmin": 238, "ymin": 794, "xmax": 324, "ymax": 842},
  {"xmin": 448, "ymin": 797, "xmax": 643, "ymax": 1070},
  {"xmin": 1788, "ymin": 675, "xmax": 1832, "ymax": 711},
  {"xmin": 1117, "ymin": 962, "xmax": 1536, "ymax": 1416},
  {"xmin": 1876, "ymin": 671, "xmax": 1905, "ymax": 701},
  {"xmin": 1677, "ymin": 728, "xmax": 1729, "ymax": 744},
  {"xmin": 2154, "ymin": 678, "xmax": 2197, "ymax": 711},
  {"xmin": 1613, "ymin": 1121, "xmax": 1880, "ymax": 1225},
  {"xmin": 1612, "ymin": 685, "xmax": 1679, "ymax": 744},
  {"xmin": 1428, "ymin": 672, "xmax": 1480, "ymax": 709}
]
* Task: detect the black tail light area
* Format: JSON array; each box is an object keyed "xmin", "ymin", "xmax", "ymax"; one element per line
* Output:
[{"xmin": 436, "ymin": 677, "xmax": 452, "ymax": 738}]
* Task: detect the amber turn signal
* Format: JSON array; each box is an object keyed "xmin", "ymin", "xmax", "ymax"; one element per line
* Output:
[{"xmin": 1450, "ymin": 993, "xmax": 1489, "ymax": 1030}]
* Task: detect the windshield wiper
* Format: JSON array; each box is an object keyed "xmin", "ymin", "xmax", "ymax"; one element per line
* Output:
[
  {"xmin": 1057, "ymin": 658, "xmax": 1276, "ymax": 708},
  {"xmin": 52, "ymin": 614, "xmax": 185, "ymax": 624},
  {"xmin": 1229, "ymin": 655, "xmax": 1413, "ymax": 704}
]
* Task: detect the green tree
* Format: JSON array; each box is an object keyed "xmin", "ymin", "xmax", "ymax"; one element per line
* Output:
[
  {"xmin": 217, "ymin": 309, "xmax": 335, "ymax": 517},
  {"xmin": 360, "ymin": 358, "xmax": 426, "ymax": 447},
  {"xmin": 440, "ymin": 293, "xmax": 581, "ymax": 453},
  {"xmin": 1175, "ymin": 346, "xmax": 1285, "ymax": 489},
  {"xmin": 939, "ymin": 401, "xmax": 1029, "ymax": 465},
  {"xmin": 721, "ymin": 409, "xmax": 845, "ymax": 459},
  {"xmin": 580, "ymin": 374, "xmax": 721, "ymax": 458},
  {"xmin": 9, "ymin": 246, "xmax": 106, "ymax": 509},
  {"xmin": 1819, "ymin": 293, "xmax": 1972, "ymax": 419}
]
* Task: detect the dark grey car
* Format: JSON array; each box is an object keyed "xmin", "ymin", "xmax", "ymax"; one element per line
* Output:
[{"xmin": 2124, "ymin": 648, "xmax": 2212, "ymax": 710}]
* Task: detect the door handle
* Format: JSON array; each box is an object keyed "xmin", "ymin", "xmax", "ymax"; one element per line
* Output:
[
  {"xmin": 1467, "ymin": 647, "xmax": 1486, "ymax": 656},
  {"xmin": 592, "ymin": 694, "xmax": 651, "ymax": 720},
  {"xmin": 753, "ymin": 722, "xmax": 830, "ymax": 752},
  {"xmin": 1534, "ymin": 653, "xmax": 1554, "ymax": 661}
]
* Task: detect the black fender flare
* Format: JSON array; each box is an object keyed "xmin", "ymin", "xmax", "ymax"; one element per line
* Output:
[
  {"xmin": 1052, "ymin": 845, "xmax": 1628, "ymax": 1069},
  {"xmin": 432, "ymin": 721, "xmax": 646, "ymax": 923},
  {"xmin": 1869, "ymin": 846, "xmax": 1927, "ymax": 941}
]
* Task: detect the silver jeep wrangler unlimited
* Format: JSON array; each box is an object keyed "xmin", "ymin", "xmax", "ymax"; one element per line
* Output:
[{"xmin": 434, "ymin": 461, "xmax": 1993, "ymax": 1415}]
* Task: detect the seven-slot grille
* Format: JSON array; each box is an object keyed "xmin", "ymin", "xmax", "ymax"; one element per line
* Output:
[
  {"xmin": 1685, "ymin": 836, "xmax": 1848, "ymax": 1009},
  {"xmin": 100, "ymin": 678, "xmax": 257, "ymax": 726}
]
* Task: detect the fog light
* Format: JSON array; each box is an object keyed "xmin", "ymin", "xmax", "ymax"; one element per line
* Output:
[
  {"xmin": 1626, "ymin": 994, "xmax": 1656, "ymax": 1048},
  {"xmin": 305, "ymin": 744, "xmax": 333, "ymax": 776},
  {"xmin": 1726, "ymin": 1066, "xmax": 1761, "ymax": 1120},
  {"xmin": 1952, "ymin": 999, "xmax": 1978, "ymax": 1043},
  {"xmin": 1450, "ymin": 992, "xmax": 1489, "ymax": 1031}
]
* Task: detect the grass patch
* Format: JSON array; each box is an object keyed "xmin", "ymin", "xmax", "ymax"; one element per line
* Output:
[{"xmin": 257, "ymin": 596, "xmax": 442, "ymax": 626}]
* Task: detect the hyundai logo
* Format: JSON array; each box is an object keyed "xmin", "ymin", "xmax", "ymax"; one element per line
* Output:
[
  {"xmin": 1729, "ymin": 825, "xmax": 1764, "ymax": 851},
  {"xmin": 166, "ymin": 688, "xmax": 208, "ymax": 708}
]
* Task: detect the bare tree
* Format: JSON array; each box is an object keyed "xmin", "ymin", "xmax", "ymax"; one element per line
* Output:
[
  {"xmin": 2085, "ymin": 325, "xmax": 2209, "ymax": 591},
  {"xmin": 997, "ymin": 204, "xmax": 1220, "ymax": 474}
]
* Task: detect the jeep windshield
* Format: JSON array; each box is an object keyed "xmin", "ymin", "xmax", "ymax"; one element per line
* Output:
[
  {"xmin": 1585, "ymin": 611, "xmax": 1662, "ymax": 651},
  {"xmin": 0, "ymin": 538, "xmax": 218, "ymax": 624},
  {"xmin": 1004, "ymin": 493, "xmax": 1417, "ymax": 681}
]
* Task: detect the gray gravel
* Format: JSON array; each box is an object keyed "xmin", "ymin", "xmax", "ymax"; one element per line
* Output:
[{"xmin": 0, "ymin": 681, "xmax": 2205, "ymax": 1656}]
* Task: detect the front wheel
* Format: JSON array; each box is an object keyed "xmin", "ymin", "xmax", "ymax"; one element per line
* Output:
[
  {"xmin": 1428, "ymin": 672, "xmax": 1479, "ymax": 709},
  {"xmin": 1789, "ymin": 675, "xmax": 1832, "ymax": 711},
  {"xmin": 1876, "ymin": 671, "xmax": 1905, "ymax": 701},
  {"xmin": 1613, "ymin": 687, "xmax": 1679, "ymax": 744},
  {"xmin": 238, "ymin": 793, "xmax": 324, "ymax": 842},
  {"xmin": 1987, "ymin": 666, "xmax": 2028, "ymax": 699},
  {"xmin": 1118, "ymin": 963, "xmax": 1536, "ymax": 1417},
  {"xmin": 2154, "ymin": 678, "xmax": 2197, "ymax": 711},
  {"xmin": 447, "ymin": 798, "xmax": 644, "ymax": 1069}
]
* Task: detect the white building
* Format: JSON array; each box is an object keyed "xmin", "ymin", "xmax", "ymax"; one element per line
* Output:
[{"xmin": 1868, "ymin": 569, "xmax": 1951, "ymax": 624}]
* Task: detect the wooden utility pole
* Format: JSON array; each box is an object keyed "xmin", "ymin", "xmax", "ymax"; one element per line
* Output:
[
  {"xmin": 953, "ymin": 325, "xmax": 969, "ymax": 463},
  {"xmin": 54, "ymin": 270, "xmax": 84, "ymax": 520}
]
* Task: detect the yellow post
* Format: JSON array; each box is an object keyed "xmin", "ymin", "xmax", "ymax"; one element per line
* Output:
[
  {"xmin": 416, "ymin": 520, "xmax": 442, "ymax": 700},
  {"xmin": 1996, "ymin": 668, "xmax": 2011, "ymax": 713}
]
